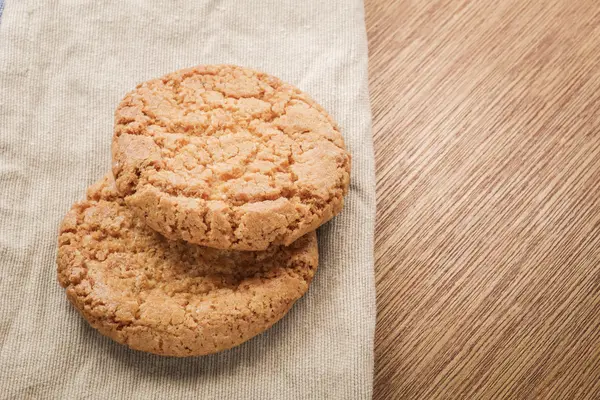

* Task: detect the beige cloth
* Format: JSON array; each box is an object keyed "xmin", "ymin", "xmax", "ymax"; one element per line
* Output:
[{"xmin": 0, "ymin": 0, "xmax": 375, "ymax": 399}]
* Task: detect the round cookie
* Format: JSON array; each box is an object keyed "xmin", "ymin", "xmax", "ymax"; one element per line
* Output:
[
  {"xmin": 112, "ymin": 64, "xmax": 350, "ymax": 250},
  {"xmin": 57, "ymin": 174, "xmax": 318, "ymax": 357}
]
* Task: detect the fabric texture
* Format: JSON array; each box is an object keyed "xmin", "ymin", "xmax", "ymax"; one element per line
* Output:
[{"xmin": 0, "ymin": 1, "xmax": 375, "ymax": 399}]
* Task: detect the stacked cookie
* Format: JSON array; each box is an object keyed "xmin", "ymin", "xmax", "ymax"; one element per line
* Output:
[{"xmin": 57, "ymin": 65, "xmax": 351, "ymax": 357}]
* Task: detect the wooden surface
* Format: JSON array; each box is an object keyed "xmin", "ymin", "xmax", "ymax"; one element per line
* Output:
[{"xmin": 366, "ymin": 1, "xmax": 600, "ymax": 399}]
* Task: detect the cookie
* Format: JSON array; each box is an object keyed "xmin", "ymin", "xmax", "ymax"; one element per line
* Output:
[
  {"xmin": 57, "ymin": 174, "xmax": 318, "ymax": 357},
  {"xmin": 112, "ymin": 64, "xmax": 350, "ymax": 250}
]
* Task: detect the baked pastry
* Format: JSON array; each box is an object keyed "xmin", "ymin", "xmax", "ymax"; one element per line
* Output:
[
  {"xmin": 112, "ymin": 65, "xmax": 350, "ymax": 250},
  {"xmin": 57, "ymin": 174, "xmax": 319, "ymax": 356}
]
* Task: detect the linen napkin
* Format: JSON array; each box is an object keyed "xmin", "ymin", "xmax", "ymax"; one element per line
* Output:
[{"xmin": 0, "ymin": 1, "xmax": 375, "ymax": 398}]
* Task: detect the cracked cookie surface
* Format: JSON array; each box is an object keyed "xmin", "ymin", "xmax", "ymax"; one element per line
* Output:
[
  {"xmin": 112, "ymin": 64, "xmax": 350, "ymax": 250},
  {"xmin": 57, "ymin": 174, "xmax": 318, "ymax": 357}
]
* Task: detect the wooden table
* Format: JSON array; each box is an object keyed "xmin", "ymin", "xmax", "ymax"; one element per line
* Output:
[{"xmin": 366, "ymin": 1, "xmax": 600, "ymax": 398}]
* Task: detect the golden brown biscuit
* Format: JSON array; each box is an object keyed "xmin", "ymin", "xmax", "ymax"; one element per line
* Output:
[
  {"xmin": 112, "ymin": 64, "xmax": 350, "ymax": 250},
  {"xmin": 57, "ymin": 174, "xmax": 318, "ymax": 357}
]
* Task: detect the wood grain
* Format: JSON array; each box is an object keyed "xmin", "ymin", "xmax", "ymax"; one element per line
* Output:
[{"xmin": 366, "ymin": 0, "xmax": 600, "ymax": 398}]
